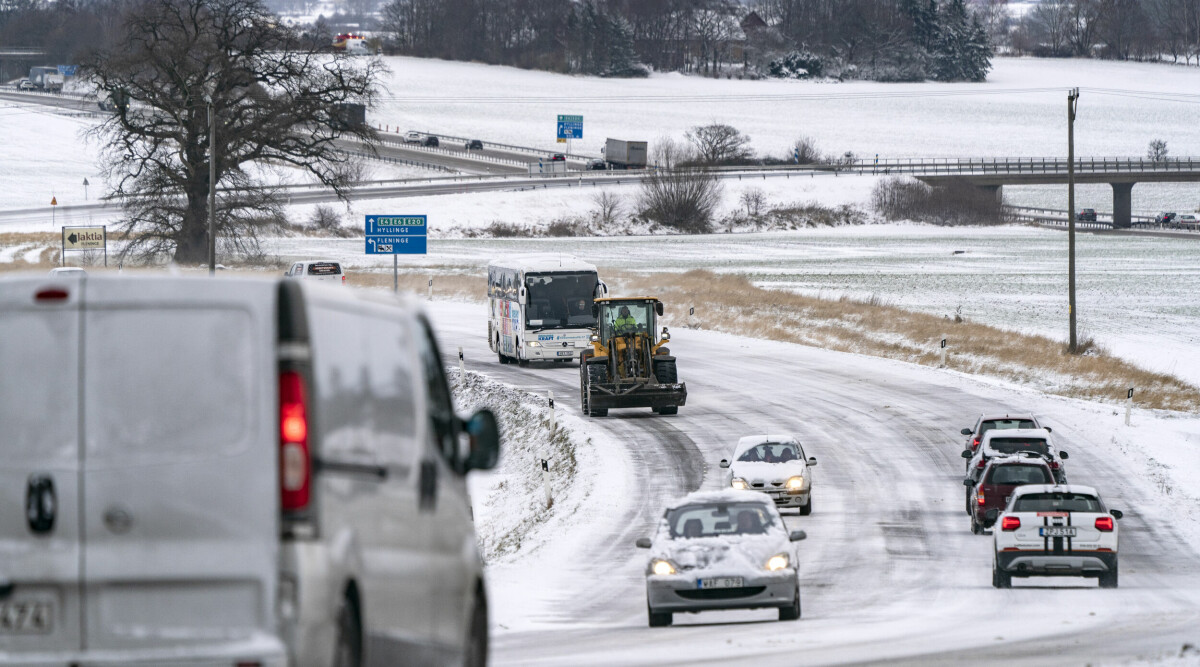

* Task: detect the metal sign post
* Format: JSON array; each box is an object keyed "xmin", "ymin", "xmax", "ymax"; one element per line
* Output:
[
  {"xmin": 365, "ymin": 215, "xmax": 428, "ymax": 291},
  {"xmin": 556, "ymin": 114, "xmax": 582, "ymax": 154}
]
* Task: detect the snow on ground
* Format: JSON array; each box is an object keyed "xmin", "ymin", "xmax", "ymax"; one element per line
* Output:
[
  {"xmin": 377, "ymin": 56, "xmax": 1200, "ymax": 161},
  {"xmin": 0, "ymin": 101, "xmax": 105, "ymax": 211}
]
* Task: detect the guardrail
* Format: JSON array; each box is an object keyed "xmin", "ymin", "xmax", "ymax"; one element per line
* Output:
[
  {"xmin": 372, "ymin": 133, "xmax": 529, "ymax": 168},
  {"xmin": 372, "ymin": 126, "xmax": 594, "ymax": 161},
  {"xmin": 844, "ymin": 156, "xmax": 1200, "ymax": 176}
]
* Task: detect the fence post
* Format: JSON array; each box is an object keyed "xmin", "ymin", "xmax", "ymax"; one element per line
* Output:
[
  {"xmin": 458, "ymin": 346, "xmax": 465, "ymax": 374},
  {"xmin": 541, "ymin": 459, "xmax": 553, "ymax": 509},
  {"xmin": 1125, "ymin": 387, "xmax": 1134, "ymax": 426},
  {"xmin": 428, "ymin": 277, "xmax": 433, "ymax": 301},
  {"xmin": 548, "ymin": 391, "xmax": 556, "ymax": 435},
  {"xmin": 940, "ymin": 334, "xmax": 947, "ymax": 367}
]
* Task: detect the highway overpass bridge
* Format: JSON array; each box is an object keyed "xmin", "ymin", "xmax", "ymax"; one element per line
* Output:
[{"xmin": 847, "ymin": 157, "xmax": 1200, "ymax": 228}]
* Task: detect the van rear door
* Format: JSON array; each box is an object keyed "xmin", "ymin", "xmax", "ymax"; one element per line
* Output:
[
  {"xmin": 0, "ymin": 278, "xmax": 84, "ymax": 654},
  {"xmin": 79, "ymin": 278, "xmax": 281, "ymax": 655}
]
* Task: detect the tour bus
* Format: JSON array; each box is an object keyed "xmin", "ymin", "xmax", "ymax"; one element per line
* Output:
[{"xmin": 488, "ymin": 256, "xmax": 606, "ymax": 366}]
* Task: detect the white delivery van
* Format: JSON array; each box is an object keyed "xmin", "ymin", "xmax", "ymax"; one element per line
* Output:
[{"xmin": 0, "ymin": 274, "xmax": 499, "ymax": 667}]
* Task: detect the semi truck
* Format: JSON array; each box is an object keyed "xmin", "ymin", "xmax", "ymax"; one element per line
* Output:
[
  {"xmin": 604, "ymin": 138, "xmax": 648, "ymax": 169},
  {"xmin": 28, "ymin": 66, "xmax": 64, "ymax": 91}
]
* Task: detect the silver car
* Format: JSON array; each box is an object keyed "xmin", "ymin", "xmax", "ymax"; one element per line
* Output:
[
  {"xmin": 635, "ymin": 490, "xmax": 807, "ymax": 626},
  {"xmin": 720, "ymin": 435, "xmax": 817, "ymax": 515}
]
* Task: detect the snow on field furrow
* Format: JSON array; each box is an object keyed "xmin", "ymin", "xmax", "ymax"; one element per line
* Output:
[{"xmin": 423, "ymin": 302, "xmax": 1200, "ymax": 665}]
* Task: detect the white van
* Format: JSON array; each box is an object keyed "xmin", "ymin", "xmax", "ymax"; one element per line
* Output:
[
  {"xmin": 0, "ymin": 274, "xmax": 499, "ymax": 666},
  {"xmin": 286, "ymin": 260, "xmax": 346, "ymax": 285}
]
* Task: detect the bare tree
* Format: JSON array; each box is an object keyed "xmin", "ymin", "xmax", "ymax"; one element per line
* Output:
[
  {"xmin": 740, "ymin": 187, "xmax": 767, "ymax": 217},
  {"xmin": 686, "ymin": 123, "xmax": 754, "ymax": 165},
  {"xmin": 1147, "ymin": 139, "xmax": 1169, "ymax": 161},
  {"xmin": 1027, "ymin": 0, "xmax": 1073, "ymax": 55},
  {"xmin": 639, "ymin": 138, "xmax": 723, "ymax": 233},
  {"xmin": 591, "ymin": 190, "xmax": 624, "ymax": 228},
  {"xmin": 85, "ymin": 0, "xmax": 381, "ymax": 262},
  {"xmin": 790, "ymin": 135, "xmax": 823, "ymax": 164}
]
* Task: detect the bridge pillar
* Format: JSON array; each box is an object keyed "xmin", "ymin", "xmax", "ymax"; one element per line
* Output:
[
  {"xmin": 977, "ymin": 184, "xmax": 1003, "ymax": 202},
  {"xmin": 1111, "ymin": 183, "xmax": 1133, "ymax": 229}
]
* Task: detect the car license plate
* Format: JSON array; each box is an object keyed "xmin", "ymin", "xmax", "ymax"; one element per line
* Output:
[
  {"xmin": 0, "ymin": 601, "xmax": 54, "ymax": 634},
  {"xmin": 556, "ymin": 351, "xmax": 574, "ymax": 357},
  {"xmin": 1040, "ymin": 526, "xmax": 1077, "ymax": 537},
  {"xmin": 698, "ymin": 577, "xmax": 743, "ymax": 589}
]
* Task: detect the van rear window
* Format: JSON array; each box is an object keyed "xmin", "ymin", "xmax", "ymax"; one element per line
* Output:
[{"xmin": 308, "ymin": 263, "xmax": 342, "ymax": 276}]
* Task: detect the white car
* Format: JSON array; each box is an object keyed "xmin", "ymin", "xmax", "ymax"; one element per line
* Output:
[
  {"xmin": 285, "ymin": 259, "xmax": 345, "ymax": 285},
  {"xmin": 403, "ymin": 130, "xmax": 423, "ymax": 143},
  {"xmin": 964, "ymin": 428, "xmax": 1067, "ymax": 503},
  {"xmin": 719, "ymin": 435, "xmax": 817, "ymax": 515},
  {"xmin": 49, "ymin": 267, "xmax": 87, "ymax": 276},
  {"xmin": 990, "ymin": 484, "xmax": 1122, "ymax": 588},
  {"xmin": 636, "ymin": 490, "xmax": 807, "ymax": 626}
]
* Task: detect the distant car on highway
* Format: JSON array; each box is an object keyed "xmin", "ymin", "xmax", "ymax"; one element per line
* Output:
[
  {"xmin": 965, "ymin": 429, "xmax": 1068, "ymax": 507},
  {"xmin": 966, "ymin": 454, "xmax": 1055, "ymax": 534},
  {"xmin": 1175, "ymin": 213, "xmax": 1199, "ymax": 229},
  {"xmin": 423, "ymin": 135, "xmax": 440, "ymax": 147},
  {"xmin": 1076, "ymin": 208, "xmax": 1097, "ymax": 222},
  {"xmin": 636, "ymin": 490, "xmax": 807, "ymax": 626},
  {"xmin": 1156, "ymin": 212, "xmax": 1177, "ymax": 225},
  {"xmin": 550, "ymin": 153, "xmax": 566, "ymax": 161},
  {"xmin": 465, "ymin": 139, "xmax": 484, "ymax": 150},
  {"xmin": 720, "ymin": 434, "xmax": 817, "ymax": 515},
  {"xmin": 990, "ymin": 484, "xmax": 1122, "ymax": 588},
  {"xmin": 587, "ymin": 158, "xmax": 607, "ymax": 170},
  {"xmin": 18, "ymin": 78, "xmax": 34, "ymax": 90},
  {"xmin": 48, "ymin": 267, "xmax": 87, "ymax": 276},
  {"xmin": 0, "ymin": 274, "xmax": 501, "ymax": 664},
  {"xmin": 403, "ymin": 130, "xmax": 423, "ymax": 143},
  {"xmin": 285, "ymin": 259, "xmax": 346, "ymax": 285},
  {"xmin": 960, "ymin": 413, "xmax": 1049, "ymax": 467}
]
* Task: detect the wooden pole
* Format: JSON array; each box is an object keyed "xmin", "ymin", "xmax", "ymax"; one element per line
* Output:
[{"xmin": 1067, "ymin": 88, "xmax": 1079, "ymax": 353}]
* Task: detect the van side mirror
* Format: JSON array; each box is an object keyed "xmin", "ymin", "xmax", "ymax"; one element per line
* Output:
[
  {"xmin": 636, "ymin": 537, "xmax": 652, "ymax": 548},
  {"xmin": 655, "ymin": 301, "xmax": 664, "ymax": 316},
  {"xmin": 1110, "ymin": 509, "xmax": 1123, "ymax": 519},
  {"xmin": 463, "ymin": 409, "xmax": 500, "ymax": 473},
  {"xmin": 985, "ymin": 509, "xmax": 999, "ymax": 523},
  {"xmin": 807, "ymin": 457, "xmax": 817, "ymax": 466},
  {"xmin": 1044, "ymin": 426, "xmax": 1052, "ymax": 433},
  {"xmin": 788, "ymin": 530, "xmax": 807, "ymax": 542},
  {"xmin": 1059, "ymin": 451, "xmax": 1069, "ymax": 460},
  {"xmin": 960, "ymin": 428, "xmax": 972, "ymax": 435},
  {"xmin": 718, "ymin": 459, "xmax": 730, "ymax": 468},
  {"xmin": 961, "ymin": 450, "xmax": 973, "ymax": 459}
]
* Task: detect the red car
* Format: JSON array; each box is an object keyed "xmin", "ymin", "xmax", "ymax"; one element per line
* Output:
[{"xmin": 966, "ymin": 454, "xmax": 1055, "ymax": 534}]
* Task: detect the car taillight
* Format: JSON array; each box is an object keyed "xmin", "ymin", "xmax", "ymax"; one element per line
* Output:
[
  {"xmin": 1001, "ymin": 516, "xmax": 1020, "ymax": 531},
  {"xmin": 977, "ymin": 459, "xmax": 986, "ymax": 468},
  {"xmin": 35, "ymin": 288, "xmax": 69, "ymax": 302},
  {"xmin": 972, "ymin": 437, "xmax": 980, "ymax": 449},
  {"xmin": 977, "ymin": 490, "xmax": 986, "ymax": 506},
  {"xmin": 1050, "ymin": 461, "xmax": 1060, "ymax": 469},
  {"xmin": 1095, "ymin": 516, "xmax": 1114, "ymax": 532},
  {"xmin": 341, "ymin": 275, "xmax": 346, "ymax": 284},
  {"xmin": 279, "ymin": 371, "xmax": 310, "ymax": 512}
]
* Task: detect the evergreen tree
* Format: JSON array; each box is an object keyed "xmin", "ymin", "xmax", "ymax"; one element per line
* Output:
[
  {"xmin": 933, "ymin": 0, "xmax": 972, "ymax": 81},
  {"xmin": 963, "ymin": 13, "xmax": 994, "ymax": 82},
  {"xmin": 604, "ymin": 15, "xmax": 645, "ymax": 77}
]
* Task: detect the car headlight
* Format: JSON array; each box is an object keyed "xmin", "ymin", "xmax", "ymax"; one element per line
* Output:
[
  {"xmin": 765, "ymin": 553, "xmax": 790, "ymax": 572},
  {"xmin": 731, "ymin": 477, "xmax": 748, "ymax": 490},
  {"xmin": 651, "ymin": 559, "xmax": 677, "ymax": 576},
  {"xmin": 527, "ymin": 341, "xmax": 541, "ymax": 347},
  {"xmin": 786, "ymin": 476, "xmax": 804, "ymax": 491}
]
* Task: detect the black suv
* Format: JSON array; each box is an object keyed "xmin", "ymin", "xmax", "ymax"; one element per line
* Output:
[
  {"xmin": 422, "ymin": 136, "xmax": 440, "ymax": 147},
  {"xmin": 1076, "ymin": 208, "xmax": 1097, "ymax": 222},
  {"xmin": 465, "ymin": 139, "xmax": 483, "ymax": 150}
]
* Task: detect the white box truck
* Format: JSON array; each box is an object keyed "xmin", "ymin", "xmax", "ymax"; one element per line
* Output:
[{"xmin": 604, "ymin": 138, "xmax": 648, "ymax": 169}]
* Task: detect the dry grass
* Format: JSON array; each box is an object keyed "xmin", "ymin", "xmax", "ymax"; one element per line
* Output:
[{"xmin": 609, "ymin": 269, "xmax": 1200, "ymax": 413}]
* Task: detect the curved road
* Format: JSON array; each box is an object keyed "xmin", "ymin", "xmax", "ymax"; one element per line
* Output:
[{"xmin": 429, "ymin": 301, "xmax": 1200, "ymax": 666}]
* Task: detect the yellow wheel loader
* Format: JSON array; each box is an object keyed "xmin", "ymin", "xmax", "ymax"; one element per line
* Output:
[{"xmin": 579, "ymin": 297, "xmax": 686, "ymax": 417}]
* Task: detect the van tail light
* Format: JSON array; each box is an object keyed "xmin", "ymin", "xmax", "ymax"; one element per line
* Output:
[
  {"xmin": 1001, "ymin": 516, "xmax": 1021, "ymax": 531},
  {"xmin": 976, "ymin": 459, "xmax": 986, "ymax": 469},
  {"xmin": 977, "ymin": 490, "xmax": 986, "ymax": 506},
  {"xmin": 342, "ymin": 275, "xmax": 346, "ymax": 284},
  {"xmin": 35, "ymin": 288, "xmax": 69, "ymax": 302},
  {"xmin": 279, "ymin": 371, "xmax": 311, "ymax": 513},
  {"xmin": 1095, "ymin": 516, "xmax": 1114, "ymax": 532}
]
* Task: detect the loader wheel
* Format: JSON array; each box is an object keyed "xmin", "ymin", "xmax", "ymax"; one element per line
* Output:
[
  {"xmin": 653, "ymin": 359, "xmax": 678, "ymax": 384},
  {"xmin": 582, "ymin": 362, "xmax": 608, "ymax": 417}
]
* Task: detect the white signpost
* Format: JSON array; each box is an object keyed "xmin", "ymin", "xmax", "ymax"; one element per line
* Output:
[{"xmin": 61, "ymin": 225, "xmax": 107, "ymax": 267}]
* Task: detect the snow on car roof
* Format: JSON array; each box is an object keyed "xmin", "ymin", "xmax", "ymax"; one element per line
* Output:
[
  {"xmin": 981, "ymin": 428, "xmax": 1051, "ymax": 447},
  {"xmin": 977, "ymin": 412, "xmax": 1038, "ymax": 422},
  {"xmin": 670, "ymin": 489, "xmax": 775, "ymax": 508},
  {"xmin": 984, "ymin": 453, "xmax": 1053, "ymax": 467},
  {"xmin": 734, "ymin": 434, "xmax": 800, "ymax": 456},
  {"xmin": 1011, "ymin": 483, "xmax": 1099, "ymax": 498}
]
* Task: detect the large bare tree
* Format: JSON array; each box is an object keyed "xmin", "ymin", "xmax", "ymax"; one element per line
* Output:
[{"xmin": 86, "ymin": 0, "xmax": 381, "ymax": 262}]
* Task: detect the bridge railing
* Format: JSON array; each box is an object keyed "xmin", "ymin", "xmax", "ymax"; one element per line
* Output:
[{"xmin": 846, "ymin": 156, "xmax": 1200, "ymax": 176}]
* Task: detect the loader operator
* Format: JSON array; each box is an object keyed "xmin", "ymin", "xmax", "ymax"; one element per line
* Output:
[{"xmin": 614, "ymin": 305, "xmax": 637, "ymax": 332}]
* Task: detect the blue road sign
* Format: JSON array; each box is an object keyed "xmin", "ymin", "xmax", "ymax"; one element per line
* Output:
[
  {"xmin": 57, "ymin": 65, "xmax": 77, "ymax": 76},
  {"xmin": 557, "ymin": 114, "xmax": 583, "ymax": 140},
  {"xmin": 365, "ymin": 215, "xmax": 427, "ymax": 254}
]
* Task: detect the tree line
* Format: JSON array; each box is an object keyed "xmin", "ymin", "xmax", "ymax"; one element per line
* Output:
[
  {"xmin": 377, "ymin": 0, "xmax": 993, "ymax": 81},
  {"xmin": 1009, "ymin": 0, "xmax": 1200, "ymax": 64}
]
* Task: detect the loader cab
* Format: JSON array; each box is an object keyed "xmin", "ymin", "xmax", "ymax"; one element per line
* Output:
[{"xmin": 593, "ymin": 297, "xmax": 667, "ymax": 346}]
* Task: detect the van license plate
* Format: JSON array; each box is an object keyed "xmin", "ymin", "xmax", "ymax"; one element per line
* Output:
[
  {"xmin": 698, "ymin": 577, "xmax": 743, "ymax": 589},
  {"xmin": 556, "ymin": 351, "xmax": 574, "ymax": 357},
  {"xmin": 1040, "ymin": 527, "xmax": 1077, "ymax": 537},
  {"xmin": 0, "ymin": 601, "xmax": 54, "ymax": 634}
]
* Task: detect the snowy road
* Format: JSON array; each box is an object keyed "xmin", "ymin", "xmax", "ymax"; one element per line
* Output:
[{"xmin": 428, "ymin": 301, "xmax": 1200, "ymax": 666}]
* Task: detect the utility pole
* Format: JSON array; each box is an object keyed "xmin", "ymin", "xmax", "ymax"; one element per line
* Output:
[
  {"xmin": 207, "ymin": 96, "xmax": 217, "ymax": 275},
  {"xmin": 1067, "ymin": 88, "xmax": 1079, "ymax": 354}
]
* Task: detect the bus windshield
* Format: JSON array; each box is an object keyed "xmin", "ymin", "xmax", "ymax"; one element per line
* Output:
[{"xmin": 525, "ymin": 272, "xmax": 598, "ymax": 329}]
